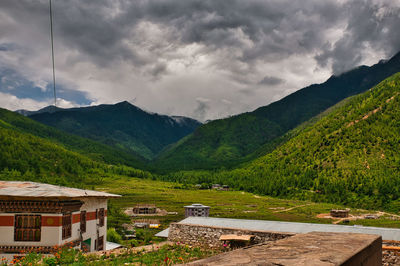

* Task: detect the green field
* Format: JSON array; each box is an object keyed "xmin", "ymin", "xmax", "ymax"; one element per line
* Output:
[{"xmin": 98, "ymin": 176, "xmax": 400, "ymax": 231}]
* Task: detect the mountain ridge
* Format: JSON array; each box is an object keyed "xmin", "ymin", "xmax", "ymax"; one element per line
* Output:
[
  {"xmin": 166, "ymin": 72, "xmax": 400, "ymax": 211},
  {"xmin": 153, "ymin": 51, "xmax": 400, "ymax": 171},
  {"xmin": 28, "ymin": 101, "xmax": 202, "ymax": 159}
]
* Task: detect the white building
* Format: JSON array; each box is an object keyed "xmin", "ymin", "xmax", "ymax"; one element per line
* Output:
[
  {"xmin": 184, "ymin": 203, "xmax": 210, "ymax": 217},
  {"xmin": 0, "ymin": 181, "xmax": 120, "ymax": 261}
]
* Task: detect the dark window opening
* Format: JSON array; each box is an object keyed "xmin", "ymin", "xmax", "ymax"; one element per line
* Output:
[
  {"xmin": 98, "ymin": 208, "xmax": 105, "ymax": 227},
  {"xmin": 62, "ymin": 213, "xmax": 72, "ymax": 239},
  {"xmin": 96, "ymin": 235, "xmax": 104, "ymax": 251},
  {"xmin": 80, "ymin": 211, "xmax": 86, "ymax": 233}
]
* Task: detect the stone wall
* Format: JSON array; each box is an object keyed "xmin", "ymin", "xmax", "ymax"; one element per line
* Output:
[{"xmin": 168, "ymin": 222, "xmax": 294, "ymax": 248}]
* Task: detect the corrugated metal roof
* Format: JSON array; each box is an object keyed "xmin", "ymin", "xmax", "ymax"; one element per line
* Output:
[
  {"xmin": 105, "ymin": 241, "xmax": 123, "ymax": 251},
  {"xmin": 162, "ymin": 217, "xmax": 400, "ymax": 241},
  {"xmin": 0, "ymin": 181, "xmax": 120, "ymax": 199},
  {"xmin": 155, "ymin": 228, "xmax": 169, "ymax": 238}
]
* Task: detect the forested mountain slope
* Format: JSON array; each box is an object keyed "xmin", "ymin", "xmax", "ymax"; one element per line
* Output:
[
  {"xmin": 0, "ymin": 109, "xmax": 152, "ymax": 187},
  {"xmin": 29, "ymin": 101, "xmax": 201, "ymax": 159},
  {"xmin": 155, "ymin": 52, "xmax": 400, "ymax": 171},
  {"xmin": 168, "ymin": 73, "xmax": 400, "ymax": 211},
  {"xmin": 0, "ymin": 108, "xmax": 146, "ymax": 169}
]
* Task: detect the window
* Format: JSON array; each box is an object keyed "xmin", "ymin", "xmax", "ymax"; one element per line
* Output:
[
  {"xmin": 80, "ymin": 211, "xmax": 86, "ymax": 233},
  {"xmin": 62, "ymin": 213, "xmax": 72, "ymax": 239},
  {"xmin": 96, "ymin": 235, "xmax": 104, "ymax": 251},
  {"xmin": 98, "ymin": 208, "xmax": 105, "ymax": 227},
  {"xmin": 14, "ymin": 215, "xmax": 41, "ymax": 242}
]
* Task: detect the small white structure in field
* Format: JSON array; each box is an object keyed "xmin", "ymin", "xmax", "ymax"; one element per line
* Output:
[
  {"xmin": 0, "ymin": 181, "xmax": 120, "ymax": 261},
  {"xmin": 184, "ymin": 203, "xmax": 210, "ymax": 218}
]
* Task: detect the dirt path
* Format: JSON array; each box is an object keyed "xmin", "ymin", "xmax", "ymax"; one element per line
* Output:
[
  {"xmin": 93, "ymin": 241, "xmax": 173, "ymax": 256},
  {"xmin": 273, "ymin": 203, "xmax": 314, "ymax": 213}
]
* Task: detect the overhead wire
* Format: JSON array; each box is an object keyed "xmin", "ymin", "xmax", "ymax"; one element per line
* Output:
[{"xmin": 49, "ymin": 0, "xmax": 57, "ymax": 106}]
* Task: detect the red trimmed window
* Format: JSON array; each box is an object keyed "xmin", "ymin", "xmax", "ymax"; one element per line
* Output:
[
  {"xmin": 62, "ymin": 213, "xmax": 72, "ymax": 239},
  {"xmin": 14, "ymin": 215, "xmax": 41, "ymax": 241}
]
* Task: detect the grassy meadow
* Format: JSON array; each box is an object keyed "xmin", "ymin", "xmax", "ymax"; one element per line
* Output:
[{"xmin": 98, "ymin": 176, "xmax": 400, "ymax": 231}]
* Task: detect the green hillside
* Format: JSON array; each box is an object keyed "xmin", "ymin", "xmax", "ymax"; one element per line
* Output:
[
  {"xmin": 154, "ymin": 52, "xmax": 400, "ymax": 171},
  {"xmin": 166, "ymin": 73, "xmax": 400, "ymax": 211},
  {"xmin": 0, "ymin": 108, "xmax": 146, "ymax": 169},
  {"xmin": 29, "ymin": 101, "xmax": 201, "ymax": 159},
  {"xmin": 0, "ymin": 109, "xmax": 153, "ymax": 187}
]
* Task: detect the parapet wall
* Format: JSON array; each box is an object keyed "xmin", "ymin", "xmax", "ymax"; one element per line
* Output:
[{"xmin": 168, "ymin": 222, "xmax": 294, "ymax": 248}]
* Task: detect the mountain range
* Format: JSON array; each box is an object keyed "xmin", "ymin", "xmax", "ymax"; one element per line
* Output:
[
  {"xmin": 166, "ymin": 72, "xmax": 400, "ymax": 211},
  {"xmin": 2, "ymin": 51, "xmax": 400, "ymax": 211},
  {"xmin": 153, "ymin": 51, "xmax": 400, "ymax": 171},
  {"xmin": 25, "ymin": 101, "xmax": 201, "ymax": 160}
]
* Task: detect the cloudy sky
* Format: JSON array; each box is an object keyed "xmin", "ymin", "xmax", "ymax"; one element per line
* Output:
[{"xmin": 0, "ymin": 0, "xmax": 400, "ymax": 121}]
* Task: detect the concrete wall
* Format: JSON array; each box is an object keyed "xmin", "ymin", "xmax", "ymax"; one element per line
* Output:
[{"xmin": 168, "ymin": 222, "xmax": 294, "ymax": 248}]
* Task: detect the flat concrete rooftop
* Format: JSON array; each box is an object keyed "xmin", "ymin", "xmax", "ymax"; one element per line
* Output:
[
  {"xmin": 188, "ymin": 232, "xmax": 382, "ymax": 265},
  {"xmin": 156, "ymin": 216, "xmax": 400, "ymax": 241}
]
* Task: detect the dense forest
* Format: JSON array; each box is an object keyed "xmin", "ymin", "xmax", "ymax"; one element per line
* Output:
[
  {"xmin": 0, "ymin": 108, "xmax": 146, "ymax": 169},
  {"xmin": 0, "ymin": 108, "xmax": 153, "ymax": 187},
  {"xmin": 29, "ymin": 101, "xmax": 201, "ymax": 160},
  {"xmin": 163, "ymin": 73, "xmax": 400, "ymax": 212},
  {"xmin": 154, "ymin": 51, "xmax": 400, "ymax": 171}
]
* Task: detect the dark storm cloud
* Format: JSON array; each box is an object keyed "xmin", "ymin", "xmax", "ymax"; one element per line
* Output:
[
  {"xmin": 0, "ymin": 0, "xmax": 399, "ymax": 119},
  {"xmin": 2, "ymin": 0, "xmax": 398, "ymax": 76},
  {"xmin": 315, "ymin": 0, "xmax": 400, "ymax": 74},
  {"xmin": 259, "ymin": 76, "xmax": 284, "ymax": 86}
]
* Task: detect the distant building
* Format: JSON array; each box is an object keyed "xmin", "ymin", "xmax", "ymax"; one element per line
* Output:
[
  {"xmin": 133, "ymin": 204, "xmax": 157, "ymax": 215},
  {"xmin": 133, "ymin": 219, "xmax": 160, "ymax": 229},
  {"xmin": 0, "ymin": 181, "xmax": 120, "ymax": 261},
  {"xmin": 221, "ymin": 185, "xmax": 230, "ymax": 191},
  {"xmin": 184, "ymin": 203, "xmax": 210, "ymax": 218},
  {"xmin": 330, "ymin": 209, "xmax": 350, "ymax": 218},
  {"xmin": 212, "ymin": 184, "xmax": 221, "ymax": 189}
]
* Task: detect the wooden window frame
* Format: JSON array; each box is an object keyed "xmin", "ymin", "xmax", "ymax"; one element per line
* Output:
[
  {"xmin": 62, "ymin": 213, "xmax": 72, "ymax": 240},
  {"xmin": 98, "ymin": 208, "xmax": 105, "ymax": 227},
  {"xmin": 14, "ymin": 215, "xmax": 41, "ymax": 242},
  {"xmin": 97, "ymin": 235, "xmax": 104, "ymax": 251},
  {"xmin": 80, "ymin": 211, "xmax": 86, "ymax": 233}
]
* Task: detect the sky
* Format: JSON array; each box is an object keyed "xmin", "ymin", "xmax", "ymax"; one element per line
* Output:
[{"xmin": 0, "ymin": 0, "xmax": 400, "ymax": 121}]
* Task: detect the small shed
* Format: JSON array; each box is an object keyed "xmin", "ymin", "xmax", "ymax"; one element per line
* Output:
[
  {"xmin": 184, "ymin": 203, "xmax": 210, "ymax": 218},
  {"xmin": 221, "ymin": 185, "xmax": 230, "ymax": 191},
  {"xmin": 133, "ymin": 204, "xmax": 157, "ymax": 215},
  {"xmin": 330, "ymin": 209, "xmax": 350, "ymax": 218}
]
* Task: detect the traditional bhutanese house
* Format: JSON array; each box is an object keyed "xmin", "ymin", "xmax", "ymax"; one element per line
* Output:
[
  {"xmin": 132, "ymin": 204, "xmax": 157, "ymax": 215},
  {"xmin": 0, "ymin": 181, "xmax": 120, "ymax": 261}
]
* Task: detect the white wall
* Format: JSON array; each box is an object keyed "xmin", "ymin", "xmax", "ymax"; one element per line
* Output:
[
  {"xmin": 61, "ymin": 198, "xmax": 108, "ymax": 252},
  {"xmin": 0, "ymin": 213, "xmax": 61, "ymax": 246}
]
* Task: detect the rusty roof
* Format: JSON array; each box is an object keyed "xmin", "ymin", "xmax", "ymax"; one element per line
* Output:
[{"xmin": 0, "ymin": 181, "xmax": 120, "ymax": 199}]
